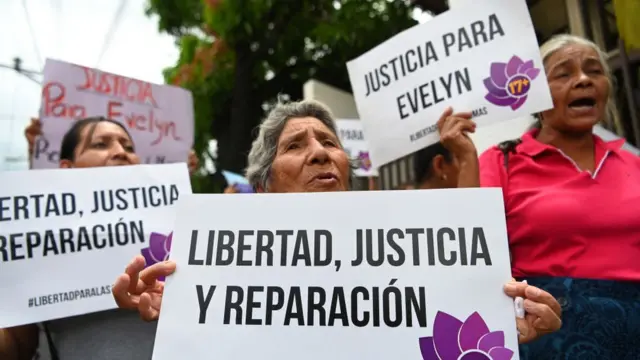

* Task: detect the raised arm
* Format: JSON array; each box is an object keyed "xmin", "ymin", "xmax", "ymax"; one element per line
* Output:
[
  {"xmin": 436, "ymin": 107, "xmax": 479, "ymax": 188},
  {"xmin": 24, "ymin": 118, "xmax": 41, "ymax": 169}
]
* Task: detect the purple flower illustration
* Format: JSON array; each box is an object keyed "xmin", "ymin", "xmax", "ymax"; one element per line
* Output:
[
  {"xmin": 140, "ymin": 232, "xmax": 173, "ymax": 281},
  {"xmin": 358, "ymin": 151, "xmax": 372, "ymax": 171},
  {"xmin": 419, "ymin": 311, "xmax": 514, "ymax": 360},
  {"xmin": 484, "ymin": 55, "xmax": 541, "ymax": 111}
]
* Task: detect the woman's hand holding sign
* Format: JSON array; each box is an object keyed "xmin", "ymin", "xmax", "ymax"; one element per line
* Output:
[
  {"xmin": 504, "ymin": 279, "xmax": 562, "ymax": 344},
  {"xmin": 25, "ymin": 118, "xmax": 42, "ymax": 158},
  {"xmin": 436, "ymin": 106, "xmax": 477, "ymax": 158},
  {"xmin": 436, "ymin": 107, "xmax": 480, "ymax": 187},
  {"xmin": 112, "ymin": 255, "xmax": 176, "ymax": 321}
]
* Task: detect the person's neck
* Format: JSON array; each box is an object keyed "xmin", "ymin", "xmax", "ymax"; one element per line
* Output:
[
  {"xmin": 419, "ymin": 180, "xmax": 444, "ymax": 190},
  {"xmin": 536, "ymin": 126, "xmax": 596, "ymax": 171}
]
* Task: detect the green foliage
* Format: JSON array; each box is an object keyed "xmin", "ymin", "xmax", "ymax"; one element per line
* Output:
[
  {"xmin": 145, "ymin": 0, "xmax": 424, "ymax": 192},
  {"xmin": 145, "ymin": 0, "xmax": 203, "ymax": 36}
]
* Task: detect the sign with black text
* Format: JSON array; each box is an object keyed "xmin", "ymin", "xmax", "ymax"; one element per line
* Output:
[
  {"xmin": 346, "ymin": 0, "xmax": 553, "ymax": 167},
  {"xmin": 153, "ymin": 189, "xmax": 519, "ymax": 360},
  {"xmin": 0, "ymin": 163, "xmax": 192, "ymax": 327}
]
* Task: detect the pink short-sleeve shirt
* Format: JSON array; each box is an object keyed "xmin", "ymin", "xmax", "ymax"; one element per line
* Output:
[{"xmin": 479, "ymin": 129, "xmax": 640, "ymax": 281}]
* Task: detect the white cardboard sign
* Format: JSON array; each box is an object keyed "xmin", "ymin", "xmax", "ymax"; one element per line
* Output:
[
  {"xmin": 0, "ymin": 163, "xmax": 192, "ymax": 327},
  {"xmin": 336, "ymin": 119, "xmax": 378, "ymax": 177},
  {"xmin": 33, "ymin": 58, "xmax": 194, "ymax": 168},
  {"xmin": 153, "ymin": 189, "xmax": 519, "ymax": 360},
  {"xmin": 346, "ymin": 0, "xmax": 552, "ymax": 167}
]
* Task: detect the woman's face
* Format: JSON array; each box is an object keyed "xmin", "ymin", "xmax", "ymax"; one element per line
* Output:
[
  {"xmin": 540, "ymin": 43, "xmax": 609, "ymax": 133},
  {"xmin": 268, "ymin": 117, "xmax": 350, "ymax": 193},
  {"xmin": 60, "ymin": 121, "xmax": 140, "ymax": 168}
]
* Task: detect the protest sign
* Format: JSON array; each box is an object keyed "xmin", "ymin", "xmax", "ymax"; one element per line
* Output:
[
  {"xmin": 153, "ymin": 189, "xmax": 519, "ymax": 360},
  {"xmin": 33, "ymin": 58, "xmax": 194, "ymax": 169},
  {"xmin": 346, "ymin": 0, "xmax": 553, "ymax": 167},
  {"xmin": 336, "ymin": 119, "xmax": 378, "ymax": 177},
  {"xmin": 0, "ymin": 163, "xmax": 191, "ymax": 327}
]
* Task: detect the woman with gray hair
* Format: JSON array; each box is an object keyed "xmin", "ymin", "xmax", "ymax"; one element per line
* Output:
[
  {"xmin": 112, "ymin": 99, "xmax": 561, "ymax": 347},
  {"xmin": 479, "ymin": 34, "xmax": 640, "ymax": 358},
  {"xmin": 243, "ymin": 100, "xmax": 352, "ymax": 193}
]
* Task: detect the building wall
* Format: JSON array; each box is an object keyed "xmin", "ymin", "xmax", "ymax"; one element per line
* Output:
[{"xmin": 302, "ymin": 80, "xmax": 370, "ymax": 190}]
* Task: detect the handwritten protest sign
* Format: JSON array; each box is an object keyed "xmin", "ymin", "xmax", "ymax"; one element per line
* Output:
[
  {"xmin": 32, "ymin": 58, "xmax": 194, "ymax": 168},
  {"xmin": 153, "ymin": 189, "xmax": 519, "ymax": 360},
  {"xmin": 0, "ymin": 163, "xmax": 191, "ymax": 327},
  {"xmin": 336, "ymin": 119, "xmax": 378, "ymax": 177},
  {"xmin": 346, "ymin": 0, "xmax": 552, "ymax": 167}
]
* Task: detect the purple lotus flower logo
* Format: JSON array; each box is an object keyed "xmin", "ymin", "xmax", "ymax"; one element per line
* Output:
[
  {"xmin": 358, "ymin": 151, "xmax": 372, "ymax": 171},
  {"xmin": 419, "ymin": 311, "xmax": 514, "ymax": 360},
  {"xmin": 140, "ymin": 232, "xmax": 173, "ymax": 281},
  {"xmin": 484, "ymin": 55, "xmax": 541, "ymax": 111}
]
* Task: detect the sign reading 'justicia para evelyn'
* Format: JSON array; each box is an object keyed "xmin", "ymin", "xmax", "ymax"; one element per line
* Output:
[
  {"xmin": 346, "ymin": 0, "xmax": 553, "ymax": 168},
  {"xmin": 153, "ymin": 189, "xmax": 518, "ymax": 360},
  {"xmin": 34, "ymin": 59, "xmax": 194, "ymax": 169},
  {"xmin": 0, "ymin": 164, "xmax": 192, "ymax": 327}
]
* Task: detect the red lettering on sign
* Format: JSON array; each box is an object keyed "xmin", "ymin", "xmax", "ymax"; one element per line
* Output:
[
  {"xmin": 107, "ymin": 108, "xmax": 182, "ymax": 146},
  {"xmin": 42, "ymin": 82, "xmax": 86, "ymax": 119},
  {"xmin": 107, "ymin": 101, "xmax": 123, "ymax": 120},
  {"xmin": 76, "ymin": 66, "xmax": 158, "ymax": 108}
]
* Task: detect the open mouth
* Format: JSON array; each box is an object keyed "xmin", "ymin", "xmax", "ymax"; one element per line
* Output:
[
  {"xmin": 313, "ymin": 172, "xmax": 338, "ymax": 182},
  {"xmin": 568, "ymin": 97, "xmax": 596, "ymax": 109}
]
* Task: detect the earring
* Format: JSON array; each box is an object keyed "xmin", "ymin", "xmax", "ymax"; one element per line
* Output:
[{"xmin": 441, "ymin": 174, "xmax": 448, "ymax": 181}]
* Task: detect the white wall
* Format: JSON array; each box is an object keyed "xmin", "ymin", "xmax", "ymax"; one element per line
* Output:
[
  {"xmin": 469, "ymin": 116, "xmax": 534, "ymax": 153},
  {"xmin": 302, "ymin": 80, "xmax": 359, "ymax": 119}
]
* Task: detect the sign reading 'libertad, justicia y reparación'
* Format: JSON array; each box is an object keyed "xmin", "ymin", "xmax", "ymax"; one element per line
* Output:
[{"xmin": 153, "ymin": 189, "xmax": 519, "ymax": 360}]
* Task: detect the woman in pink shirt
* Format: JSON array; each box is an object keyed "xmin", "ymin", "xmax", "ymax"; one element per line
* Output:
[{"xmin": 480, "ymin": 34, "xmax": 640, "ymax": 359}]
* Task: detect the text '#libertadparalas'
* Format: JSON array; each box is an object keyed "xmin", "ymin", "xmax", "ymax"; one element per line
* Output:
[{"xmin": 187, "ymin": 227, "xmax": 492, "ymax": 268}]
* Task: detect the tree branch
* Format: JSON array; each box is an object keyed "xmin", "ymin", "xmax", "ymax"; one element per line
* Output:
[
  {"xmin": 253, "ymin": 2, "xmax": 312, "ymax": 58},
  {"xmin": 258, "ymin": 58, "xmax": 317, "ymax": 96}
]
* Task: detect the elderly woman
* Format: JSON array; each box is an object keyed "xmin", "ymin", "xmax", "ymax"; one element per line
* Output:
[
  {"xmin": 479, "ymin": 34, "xmax": 640, "ymax": 358},
  {"xmin": 112, "ymin": 99, "xmax": 561, "ymax": 346}
]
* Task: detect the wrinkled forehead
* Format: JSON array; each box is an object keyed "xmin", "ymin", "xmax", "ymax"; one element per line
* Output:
[
  {"xmin": 544, "ymin": 43, "xmax": 602, "ymax": 70},
  {"xmin": 279, "ymin": 117, "xmax": 337, "ymax": 142}
]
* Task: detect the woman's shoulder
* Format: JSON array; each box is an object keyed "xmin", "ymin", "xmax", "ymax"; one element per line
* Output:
[
  {"xmin": 617, "ymin": 148, "xmax": 640, "ymax": 168},
  {"xmin": 479, "ymin": 139, "xmax": 523, "ymax": 166},
  {"xmin": 478, "ymin": 139, "xmax": 524, "ymax": 188},
  {"xmin": 595, "ymin": 134, "xmax": 640, "ymax": 168}
]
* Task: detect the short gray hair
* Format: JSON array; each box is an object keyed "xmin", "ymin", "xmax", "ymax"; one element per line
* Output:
[
  {"xmin": 245, "ymin": 99, "xmax": 349, "ymax": 190},
  {"xmin": 539, "ymin": 34, "xmax": 618, "ymax": 124}
]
